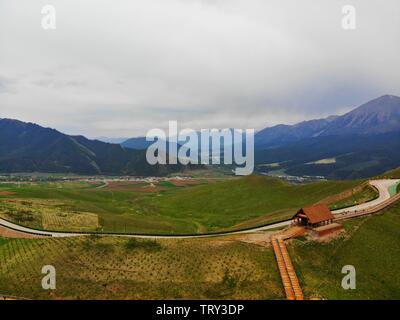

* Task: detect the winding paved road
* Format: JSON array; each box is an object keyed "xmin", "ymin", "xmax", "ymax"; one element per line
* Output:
[
  {"xmin": 0, "ymin": 179, "xmax": 399, "ymax": 239},
  {"xmin": 333, "ymin": 180, "xmax": 398, "ymax": 214}
]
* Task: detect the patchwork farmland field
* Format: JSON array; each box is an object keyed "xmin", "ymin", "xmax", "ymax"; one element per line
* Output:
[{"xmin": 0, "ymin": 176, "xmax": 362, "ymax": 235}]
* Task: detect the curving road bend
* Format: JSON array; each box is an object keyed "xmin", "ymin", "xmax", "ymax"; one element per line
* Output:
[
  {"xmin": 333, "ymin": 179, "xmax": 399, "ymax": 214},
  {"xmin": 0, "ymin": 179, "xmax": 399, "ymax": 239}
]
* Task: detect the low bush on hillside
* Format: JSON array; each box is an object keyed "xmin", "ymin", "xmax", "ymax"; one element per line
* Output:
[{"xmin": 124, "ymin": 238, "xmax": 162, "ymax": 252}]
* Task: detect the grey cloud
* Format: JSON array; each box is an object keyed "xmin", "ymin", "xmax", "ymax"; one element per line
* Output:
[
  {"xmin": 0, "ymin": 0, "xmax": 399, "ymax": 137},
  {"xmin": 0, "ymin": 75, "xmax": 15, "ymax": 93}
]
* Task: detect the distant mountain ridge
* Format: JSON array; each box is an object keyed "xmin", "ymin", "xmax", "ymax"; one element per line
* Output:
[
  {"xmin": 1, "ymin": 94, "xmax": 399, "ymax": 178},
  {"xmin": 255, "ymin": 95, "xmax": 400, "ymax": 149},
  {"xmin": 0, "ymin": 119, "xmax": 182, "ymax": 176},
  {"xmin": 119, "ymin": 95, "xmax": 400, "ymax": 179},
  {"xmin": 254, "ymin": 95, "xmax": 400, "ymax": 179},
  {"xmin": 95, "ymin": 136, "xmax": 130, "ymax": 144},
  {"xmin": 255, "ymin": 116, "xmax": 337, "ymax": 149},
  {"xmin": 320, "ymin": 95, "xmax": 400, "ymax": 136},
  {"xmin": 122, "ymin": 137, "xmax": 153, "ymax": 150}
]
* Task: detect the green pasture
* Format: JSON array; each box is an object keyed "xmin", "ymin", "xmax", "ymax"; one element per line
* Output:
[
  {"xmin": 0, "ymin": 176, "xmax": 362, "ymax": 234},
  {"xmin": 290, "ymin": 201, "xmax": 400, "ymax": 299}
]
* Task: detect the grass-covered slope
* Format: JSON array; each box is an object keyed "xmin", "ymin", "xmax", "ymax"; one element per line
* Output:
[
  {"xmin": 289, "ymin": 201, "xmax": 400, "ymax": 299},
  {"xmin": 329, "ymin": 184, "xmax": 378, "ymax": 211},
  {"xmin": 134, "ymin": 176, "xmax": 361, "ymax": 232},
  {"xmin": 377, "ymin": 167, "xmax": 400, "ymax": 179},
  {"xmin": 0, "ymin": 236, "xmax": 282, "ymax": 300},
  {"xmin": 0, "ymin": 176, "xmax": 361, "ymax": 234}
]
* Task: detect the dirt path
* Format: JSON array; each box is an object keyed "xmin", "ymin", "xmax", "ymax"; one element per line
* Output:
[{"xmin": 95, "ymin": 181, "xmax": 109, "ymax": 189}]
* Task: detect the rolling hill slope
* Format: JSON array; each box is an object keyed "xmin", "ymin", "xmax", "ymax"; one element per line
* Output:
[
  {"xmin": 291, "ymin": 200, "xmax": 400, "ymax": 299},
  {"xmin": 0, "ymin": 175, "xmax": 361, "ymax": 234}
]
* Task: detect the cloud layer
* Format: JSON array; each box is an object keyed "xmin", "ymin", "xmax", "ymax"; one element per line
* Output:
[{"xmin": 0, "ymin": 0, "xmax": 399, "ymax": 137}]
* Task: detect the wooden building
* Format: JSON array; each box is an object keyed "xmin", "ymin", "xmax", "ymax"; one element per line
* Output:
[
  {"xmin": 292, "ymin": 204, "xmax": 334, "ymax": 228},
  {"xmin": 292, "ymin": 204, "xmax": 343, "ymax": 236}
]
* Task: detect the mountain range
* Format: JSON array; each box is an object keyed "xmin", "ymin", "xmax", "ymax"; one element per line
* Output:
[
  {"xmin": 1, "ymin": 94, "xmax": 399, "ymax": 178},
  {"xmin": 255, "ymin": 95, "xmax": 400, "ymax": 148},
  {"xmin": 254, "ymin": 95, "xmax": 400, "ymax": 179},
  {"xmin": 0, "ymin": 119, "xmax": 182, "ymax": 176},
  {"xmin": 121, "ymin": 137, "xmax": 156, "ymax": 150}
]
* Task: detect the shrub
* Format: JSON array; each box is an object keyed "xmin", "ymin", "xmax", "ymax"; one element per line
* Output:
[
  {"xmin": 124, "ymin": 238, "xmax": 162, "ymax": 252},
  {"xmin": 222, "ymin": 270, "xmax": 237, "ymax": 289},
  {"xmin": 89, "ymin": 233, "xmax": 100, "ymax": 241}
]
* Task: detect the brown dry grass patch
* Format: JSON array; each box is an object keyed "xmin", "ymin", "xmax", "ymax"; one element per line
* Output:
[
  {"xmin": 0, "ymin": 191, "xmax": 16, "ymax": 196},
  {"xmin": 0, "ymin": 225, "xmax": 41, "ymax": 239}
]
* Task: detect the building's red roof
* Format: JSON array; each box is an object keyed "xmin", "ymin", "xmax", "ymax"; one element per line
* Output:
[{"xmin": 293, "ymin": 204, "xmax": 334, "ymax": 224}]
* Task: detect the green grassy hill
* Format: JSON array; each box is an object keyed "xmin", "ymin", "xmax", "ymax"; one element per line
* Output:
[
  {"xmin": 377, "ymin": 167, "xmax": 400, "ymax": 179},
  {"xmin": 0, "ymin": 236, "xmax": 282, "ymax": 300},
  {"xmin": 0, "ymin": 176, "xmax": 361, "ymax": 234},
  {"xmin": 2, "ymin": 189, "xmax": 400, "ymax": 299},
  {"xmin": 3, "ymin": 200, "xmax": 400, "ymax": 299},
  {"xmin": 290, "ymin": 200, "xmax": 400, "ymax": 299},
  {"xmin": 134, "ymin": 176, "xmax": 361, "ymax": 232}
]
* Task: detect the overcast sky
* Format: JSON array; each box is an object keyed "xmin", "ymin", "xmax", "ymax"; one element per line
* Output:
[{"xmin": 0, "ymin": 0, "xmax": 399, "ymax": 138}]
